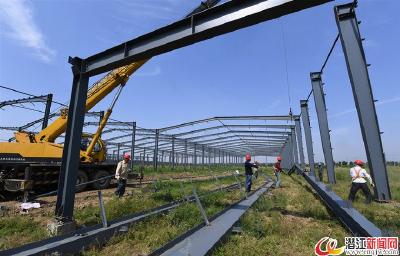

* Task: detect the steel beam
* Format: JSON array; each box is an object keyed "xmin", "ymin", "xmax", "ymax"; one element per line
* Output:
[
  {"xmin": 300, "ymin": 100, "xmax": 315, "ymax": 176},
  {"xmin": 335, "ymin": 3, "xmax": 391, "ymax": 200},
  {"xmin": 155, "ymin": 182, "xmax": 273, "ymax": 256},
  {"xmin": 55, "ymin": 59, "xmax": 89, "ymax": 221},
  {"xmin": 82, "ymin": 0, "xmax": 330, "ymax": 76},
  {"xmin": 311, "ymin": 72, "xmax": 336, "ymax": 184},
  {"xmin": 295, "ymin": 165, "xmax": 382, "ymax": 237}
]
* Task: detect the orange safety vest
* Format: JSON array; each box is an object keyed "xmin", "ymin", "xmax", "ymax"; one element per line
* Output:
[{"xmin": 352, "ymin": 168, "xmax": 363, "ymax": 181}]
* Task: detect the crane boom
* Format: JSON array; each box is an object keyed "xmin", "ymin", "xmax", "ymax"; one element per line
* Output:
[{"xmin": 32, "ymin": 60, "xmax": 147, "ymax": 143}]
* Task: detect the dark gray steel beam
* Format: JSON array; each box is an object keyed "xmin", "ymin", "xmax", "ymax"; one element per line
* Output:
[
  {"xmin": 311, "ymin": 72, "xmax": 336, "ymax": 184},
  {"xmin": 155, "ymin": 182, "xmax": 272, "ymax": 255},
  {"xmin": 295, "ymin": 165, "xmax": 382, "ymax": 237},
  {"xmin": 300, "ymin": 100, "xmax": 315, "ymax": 176},
  {"xmin": 55, "ymin": 60, "xmax": 89, "ymax": 221},
  {"xmin": 82, "ymin": 0, "xmax": 330, "ymax": 76},
  {"xmin": 335, "ymin": 3, "xmax": 391, "ymax": 201}
]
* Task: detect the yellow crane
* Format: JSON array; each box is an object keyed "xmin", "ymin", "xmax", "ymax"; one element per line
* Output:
[{"xmin": 0, "ymin": 60, "xmax": 146, "ymax": 194}]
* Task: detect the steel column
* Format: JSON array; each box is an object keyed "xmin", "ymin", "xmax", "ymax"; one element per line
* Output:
[
  {"xmin": 291, "ymin": 128, "xmax": 299, "ymax": 165},
  {"xmin": 172, "ymin": 136, "xmax": 175, "ymax": 169},
  {"xmin": 55, "ymin": 59, "xmax": 89, "ymax": 221},
  {"xmin": 311, "ymin": 72, "xmax": 336, "ymax": 184},
  {"xmin": 98, "ymin": 111, "xmax": 104, "ymax": 126},
  {"xmin": 288, "ymin": 135, "xmax": 294, "ymax": 167},
  {"xmin": 130, "ymin": 122, "xmax": 136, "ymax": 170},
  {"xmin": 194, "ymin": 143, "xmax": 197, "ymax": 166},
  {"xmin": 300, "ymin": 100, "xmax": 316, "ymax": 177},
  {"xmin": 154, "ymin": 129, "xmax": 159, "ymax": 171},
  {"xmin": 294, "ymin": 116, "xmax": 305, "ymax": 169},
  {"xmin": 117, "ymin": 143, "xmax": 121, "ymax": 161},
  {"xmin": 42, "ymin": 94, "xmax": 53, "ymax": 129},
  {"xmin": 335, "ymin": 3, "xmax": 391, "ymax": 200},
  {"xmin": 202, "ymin": 145, "xmax": 205, "ymax": 166},
  {"xmin": 208, "ymin": 148, "xmax": 211, "ymax": 168},
  {"xmin": 184, "ymin": 140, "xmax": 188, "ymax": 169}
]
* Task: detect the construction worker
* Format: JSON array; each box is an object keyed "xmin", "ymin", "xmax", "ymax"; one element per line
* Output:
[
  {"xmin": 244, "ymin": 154, "xmax": 259, "ymax": 192},
  {"xmin": 273, "ymin": 156, "xmax": 282, "ymax": 188},
  {"xmin": 348, "ymin": 160, "xmax": 375, "ymax": 204},
  {"xmin": 114, "ymin": 153, "xmax": 130, "ymax": 198}
]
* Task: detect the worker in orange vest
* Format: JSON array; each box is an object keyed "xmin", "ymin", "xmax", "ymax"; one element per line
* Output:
[{"xmin": 348, "ymin": 160, "xmax": 375, "ymax": 204}]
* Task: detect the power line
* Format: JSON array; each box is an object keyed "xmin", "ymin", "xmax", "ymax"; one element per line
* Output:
[{"xmin": 279, "ymin": 19, "xmax": 292, "ymax": 111}]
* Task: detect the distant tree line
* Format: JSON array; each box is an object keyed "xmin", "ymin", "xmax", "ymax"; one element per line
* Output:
[{"xmin": 333, "ymin": 161, "xmax": 399, "ymax": 167}]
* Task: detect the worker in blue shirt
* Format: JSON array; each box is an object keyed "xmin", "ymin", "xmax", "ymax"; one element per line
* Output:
[{"xmin": 244, "ymin": 154, "xmax": 259, "ymax": 192}]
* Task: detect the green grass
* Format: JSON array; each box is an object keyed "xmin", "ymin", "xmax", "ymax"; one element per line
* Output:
[
  {"xmin": 137, "ymin": 164, "xmax": 241, "ymax": 177},
  {"xmin": 321, "ymin": 166, "xmax": 400, "ymax": 234},
  {"xmin": 0, "ymin": 216, "xmax": 50, "ymax": 250},
  {"xmin": 83, "ymin": 180, "xmax": 261, "ymax": 256},
  {"xmin": 0, "ymin": 168, "xmax": 243, "ymax": 250},
  {"xmin": 213, "ymin": 170, "xmax": 350, "ymax": 256}
]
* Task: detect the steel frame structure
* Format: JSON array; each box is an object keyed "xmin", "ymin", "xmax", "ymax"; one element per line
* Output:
[
  {"xmin": 104, "ymin": 116, "xmax": 294, "ymax": 167},
  {"xmin": 21, "ymin": 0, "xmax": 387, "ymax": 242},
  {"xmin": 0, "ymin": 94, "xmax": 53, "ymax": 130}
]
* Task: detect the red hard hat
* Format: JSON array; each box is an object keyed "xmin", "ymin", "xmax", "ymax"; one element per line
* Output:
[
  {"xmin": 277, "ymin": 156, "xmax": 282, "ymax": 161},
  {"xmin": 124, "ymin": 153, "xmax": 131, "ymax": 160},
  {"xmin": 245, "ymin": 154, "xmax": 251, "ymax": 161},
  {"xmin": 354, "ymin": 160, "xmax": 363, "ymax": 166}
]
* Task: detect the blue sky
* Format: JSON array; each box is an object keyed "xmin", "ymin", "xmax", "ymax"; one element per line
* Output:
[{"xmin": 0, "ymin": 0, "xmax": 399, "ymax": 162}]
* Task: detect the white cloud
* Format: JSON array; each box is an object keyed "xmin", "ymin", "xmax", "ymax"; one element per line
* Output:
[
  {"xmin": 136, "ymin": 65, "xmax": 162, "ymax": 77},
  {"xmin": 0, "ymin": 0, "xmax": 55, "ymax": 62}
]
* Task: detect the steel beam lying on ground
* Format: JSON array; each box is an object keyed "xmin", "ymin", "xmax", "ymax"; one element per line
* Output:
[
  {"xmin": 294, "ymin": 165, "xmax": 382, "ymax": 237},
  {"xmin": 151, "ymin": 180, "xmax": 273, "ymax": 256},
  {"xmin": 2, "ymin": 180, "xmax": 241, "ymax": 256}
]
